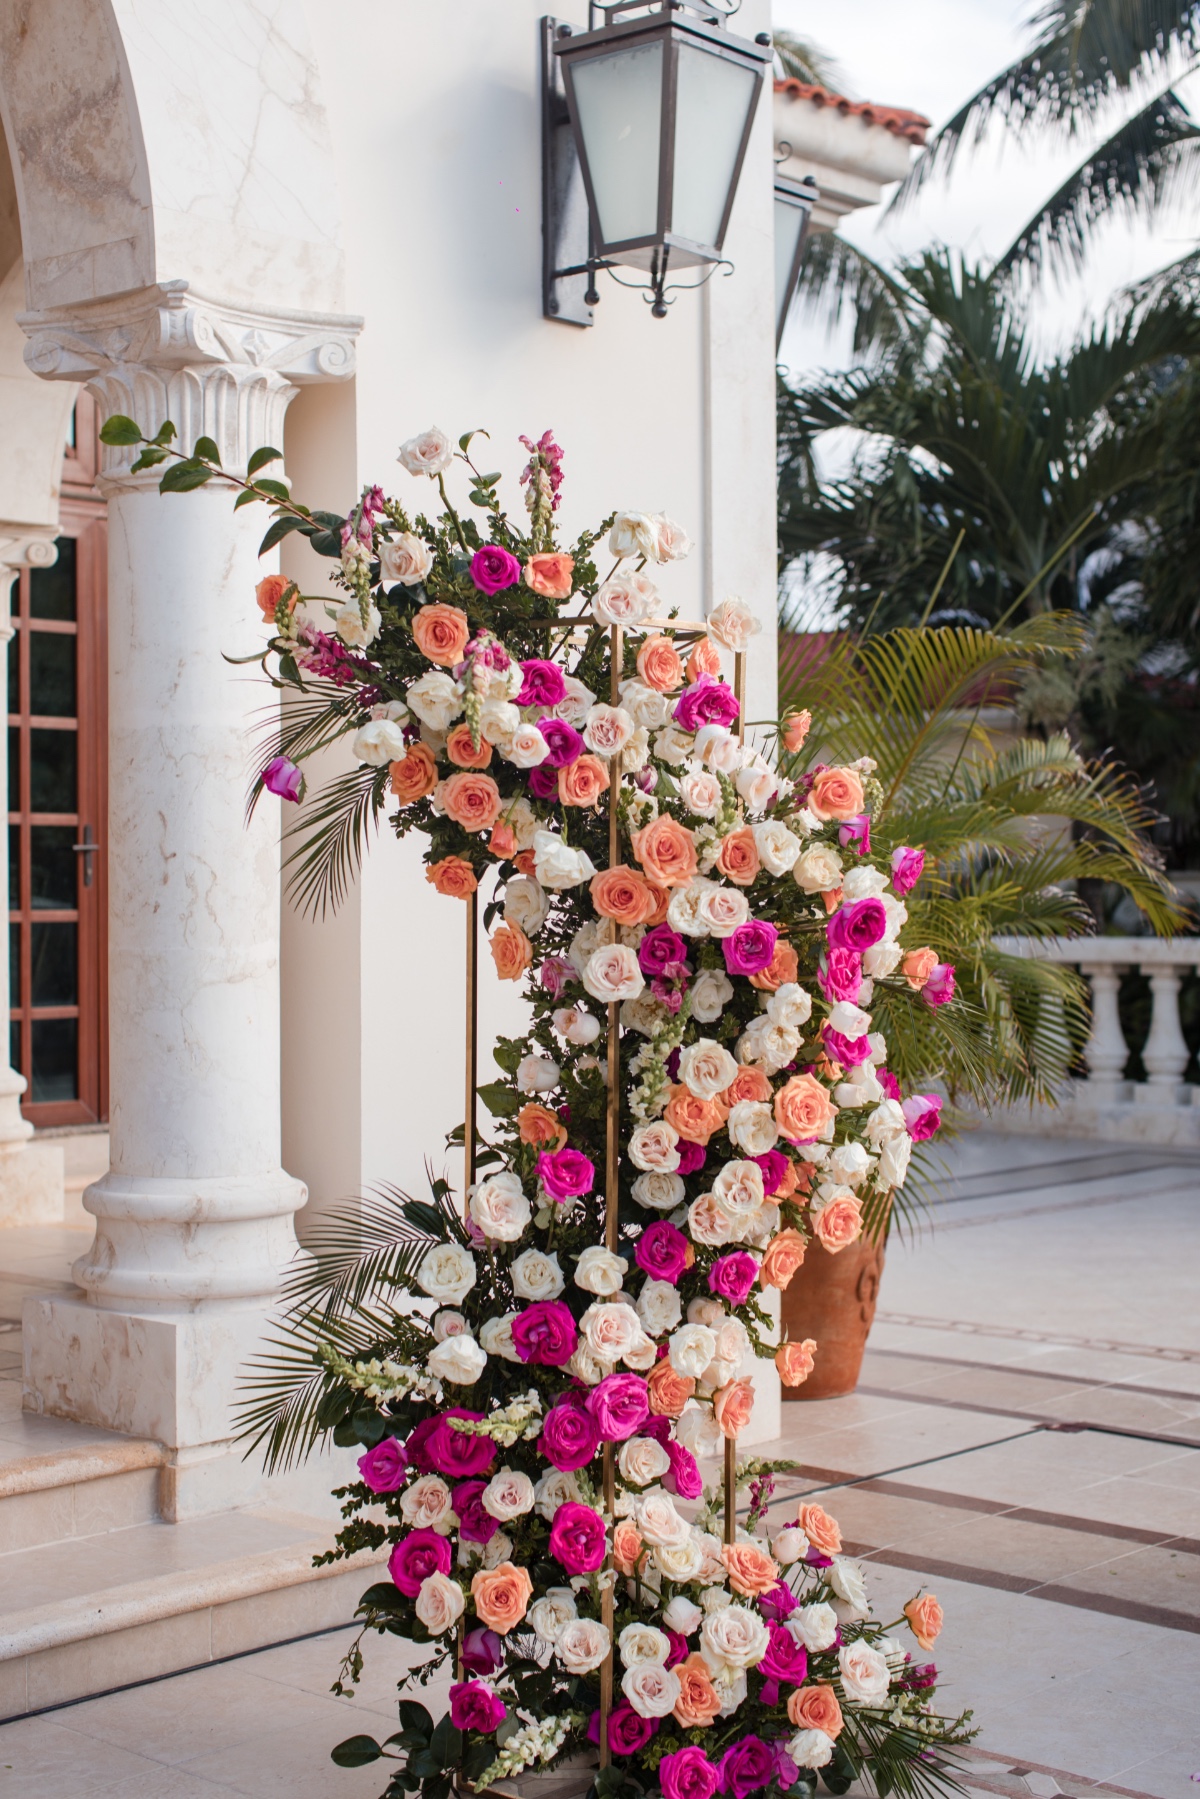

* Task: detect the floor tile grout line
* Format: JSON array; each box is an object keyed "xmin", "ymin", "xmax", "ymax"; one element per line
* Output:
[
  {"xmin": 861, "ymin": 1346, "xmax": 1200, "ymax": 1406},
  {"xmin": 852, "ymin": 1383, "xmax": 1200, "ymax": 1446},
  {"xmin": 875, "ymin": 1313, "xmax": 1200, "ymax": 1364}
]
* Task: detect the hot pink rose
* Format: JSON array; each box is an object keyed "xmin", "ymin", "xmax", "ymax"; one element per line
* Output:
[
  {"xmin": 549, "ymin": 1501, "xmax": 608, "ymax": 1573},
  {"xmin": 586, "ymin": 1372, "xmax": 650, "ymax": 1442}
]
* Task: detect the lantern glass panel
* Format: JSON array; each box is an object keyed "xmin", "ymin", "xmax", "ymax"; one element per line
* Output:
[
  {"xmin": 671, "ymin": 43, "xmax": 758, "ymax": 250},
  {"xmin": 774, "ymin": 193, "xmax": 809, "ymax": 334},
  {"xmin": 570, "ymin": 40, "xmax": 664, "ymax": 246}
]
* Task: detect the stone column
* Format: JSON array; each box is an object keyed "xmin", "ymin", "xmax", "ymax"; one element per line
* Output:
[
  {"xmin": 0, "ymin": 533, "xmax": 66, "ymax": 1221},
  {"xmin": 1138, "ymin": 962, "xmax": 1191, "ymax": 1104},
  {"xmin": 1079, "ymin": 961, "xmax": 1128, "ymax": 1106},
  {"xmin": 17, "ymin": 284, "xmax": 360, "ymax": 1517}
]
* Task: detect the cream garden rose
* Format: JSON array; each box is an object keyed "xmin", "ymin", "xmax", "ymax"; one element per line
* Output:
[
  {"xmin": 469, "ymin": 1171, "xmax": 531, "ymax": 1242},
  {"xmin": 557, "ymin": 1618, "xmax": 611, "ymax": 1674},
  {"xmin": 427, "ymin": 1333, "xmax": 487, "ymax": 1386},
  {"xmin": 417, "ymin": 1242, "xmax": 477, "ymax": 1306},
  {"xmin": 511, "ymin": 1249, "xmax": 565, "ymax": 1302},
  {"xmin": 574, "ymin": 1245, "xmax": 628, "ymax": 1296}
]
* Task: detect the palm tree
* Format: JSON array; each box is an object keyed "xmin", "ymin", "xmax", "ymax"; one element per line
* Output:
[{"xmin": 772, "ymin": 29, "xmax": 845, "ymax": 91}]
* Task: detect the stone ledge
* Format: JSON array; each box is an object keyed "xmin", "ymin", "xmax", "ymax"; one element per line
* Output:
[
  {"xmin": 0, "ymin": 1437, "xmax": 164, "ymax": 1501},
  {"xmin": 961, "ymin": 1090, "xmax": 1200, "ymax": 1148}
]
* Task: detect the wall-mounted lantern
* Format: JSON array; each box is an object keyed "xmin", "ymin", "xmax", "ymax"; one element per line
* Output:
[
  {"xmin": 542, "ymin": 4, "xmax": 771, "ymax": 325},
  {"xmin": 773, "ymin": 170, "xmax": 818, "ymax": 348}
]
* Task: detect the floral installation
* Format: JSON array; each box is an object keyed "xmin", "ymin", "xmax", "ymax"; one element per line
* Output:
[{"xmin": 99, "ymin": 412, "xmax": 975, "ymax": 1799}]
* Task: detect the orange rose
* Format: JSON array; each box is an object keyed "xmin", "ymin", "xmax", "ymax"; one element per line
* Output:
[
  {"xmin": 256, "ymin": 574, "xmax": 294, "ymax": 620},
  {"xmin": 613, "ymin": 1519, "xmax": 645, "ymax": 1576},
  {"xmin": 721, "ymin": 1065, "xmax": 772, "ymax": 1108},
  {"xmin": 637, "ymin": 634, "xmax": 684, "ymax": 693},
  {"xmin": 490, "ymin": 921, "xmax": 533, "ymax": 982},
  {"xmin": 783, "ymin": 709, "xmax": 812, "ymax": 754},
  {"xmin": 391, "ymin": 743, "xmax": 438, "ymax": 805},
  {"xmin": 749, "ymin": 939, "xmax": 799, "ymax": 992},
  {"xmin": 713, "ymin": 1377, "xmax": 755, "ymax": 1439},
  {"xmin": 470, "ymin": 1562, "xmax": 533, "ymax": 1633},
  {"xmin": 426, "ymin": 856, "xmax": 478, "ymax": 899},
  {"xmin": 645, "ymin": 882, "xmax": 672, "ymax": 926},
  {"xmin": 822, "ymin": 888, "xmax": 844, "ymax": 915},
  {"xmin": 774, "ymin": 1073, "xmax": 836, "ymax": 1141},
  {"xmin": 517, "ymin": 1102, "xmax": 567, "ymax": 1149},
  {"xmin": 673, "ymin": 1653, "xmax": 722, "ymax": 1728},
  {"xmin": 776, "ymin": 1339, "xmax": 817, "ymax": 1386},
  {"xmin": 716, "ymin": 827, "xmax": 760, "ymax": 887},
  {"xmin": 722, "ymin": 1541, "xmax": 780, "ymax": 1597},
  {"xmin": 524, "ymin": 552, "xmax": 575, "ymax": 600},
  {"xmin": 813, "ymin": 1195, "xmax": 862, "ymax": 1254},
  {"xmin": 632, "ymin": 816, "xmax": 698, "ymax": 889},
  {"xmin": 760, "ymin": 1230, "xmax": 807, "ymax": 1291},
  {"xmin": 647, "ymin": 1359, "xmax": 695, "ymax": 1417},
  {"xmin": 442, "ymin": 772, "xmax": 502, "ymax": 833},
  {"xmin": 513, "ymin": 849, "xmax": 538, "ymax": 878},
  {"xmin": 489, "ymin": 822, "xmax": 517, "ymax": 859},
  {"xmin": 687, "ymin": 640, "xmax": 722, "ymax": 681},
  {"xmin": 664, "ymin": 1084, "xmax": 727, "ymax": 1145},
  {"xmin": 795, "ymin": 1503, "xmax": 842, "ymax": 1555},
  {"xmin": 558, "ymin": 754, "xmax": 610, "ymax": 808},
  {"xmin": 808, "ymin": 766, "xmax": 865, "ymax": 822},
  {"xmin": 446, "ymin": 723, "xmax": 493, "ymax": 769},
  {"xmin": 776, "ymin": 1159, "xmax": 806, "ymax": 1200},
  {"xmin": 788, "ymin": 1685, "xmax": 843, "ymax": 1738},
  {"xmin": 902, "ymin": 947, "xmax": 938, "ymax": 990},
  {"xmin": 904, "ymin": 1593, "xmax": 944, "ymax": 1651},
  {"xmin": 591, "ymin": 865, "xmax": 657, "ymax": 926},
  {"xmin": 413, "ymin": 603, "xmax": 470, "ymax": 667}
]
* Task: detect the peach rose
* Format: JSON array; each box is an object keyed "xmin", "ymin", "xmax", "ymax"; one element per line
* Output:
[
  {"xmin": 413, "ymin": 603, "xmax": 470, "ymax": 667},
  {"xmin": 559, "ymin": 754, "xmax": 610, "ymax": 808},
  {"xmin": 517, "ymin": 1102, "xmax": 567, "ymax": 1149},
  {"xmin": 722, "ymin": 1541, "xmax": 780, "ymax": 1597},
  {"xmin": 795, "ymin": 1503, "xmax": 842, "ymax": 1555},
  {"xmin": 645, "ymin": 882, "xmax": 672, "ymax": 926},
  {"xmin": 902, "ymin": 947, "xmax": 938, "ymax": 990},
  {"xmin": 647, "ymin": 1359, "xmax": 695, "ymax": 1417},
  {"xmin": 446, "ymin": 723, "xmax": 493, "ymax": 769},
  {"xmin": 776, "ymin": 1159, "xmax": 806, "ymax": 1200},
  {"xmin": 904, "ymin": 1593, "xmax": 944, "ymax": 1651},
  {"xmin": 716, "ymin": 827, "xmax": 760, "ymax": 887},
  {"xmin": 760, "ymin": 1230, "xmax": 807, "ymax": 1291},
  {"xmin": 774, "ymin": 1073, "xmax": 837, "ymax": 1141},
  {"xmin": 490, "ymin": 822, "xmax": 517, "ymax": 859},
  {"xmin": 776, "ymin": 1339, "xmax": 817, "ymax": 1386},
  {"xmin": 514, "ymin": 849, "xmax": 538, "ymax": 878},
  {"xmin": 822, "ymin": 888, "xmax": 844, "ymax": 915},
  {"xmin": 687, "ymin": 640, "xmax": 722, "ymax": 681},
  {"xmin": 722, "ymin": 1065, "xmax": 773, "ymax": 1108},
  {"xmin": 471, "ymin": 1562, "xmax": 533, "ymax": 1633},
  {"xmin": 788, "ymin": 1685, "xmax": 843, "ymax": 1737},
  {"xmin": 613, "ymin": 1519, "xmax": 645, "ymax": 1576},
  {"xmin": 391, "ymin": 742, "xmax": 438, "ymax": 805},
  {"xmin": 633, "ymin": 816, "xmax": 698, "ymax": 889},
  {"xmin": 442, "ymin": 772, "xmax": 502, "ymax": 833},
  {"xmin": 749, "ymin": 939, "xmax": 799, "ymax": 993},
  {"xmin": 490, "ymin": 921, "xmax": 533, "ymax": 983},
  {"xmin": 673, "ymin": 1653, "xmax": 723, "ymax": 1728},
  {"xmin": 256, "ymin": 574, "xmax": 295, "ymax": 620},
  {"xmin": 808, "ymin": 767, "xmax": 865, "ymax": 822},
  {"xmin": 426, "ymin": 856, "xmax": 478, "ymax": 899},
  {"xmin": 664, "ymin": 1085, "xmax": 727, "ymax": 1146},
  {"xmin": 813, "ymin": 1195, "xmax": 862, "ymax": 1254},
  {"xmin": 591, "ymin": 865, "xmax": 657, "ymax": 926},
  {"xmin": 525, "ymin": 552, "xmax": 574, "ymax": 600},
  {"xmin": 783, "ymin": 709, "xmax": 812, "ymax": 754},
  {"xmin": 713, "ymin": 1378, "xmax": 755, "ymax": 1439},
  {"xmin": 637, "ymin": 634, "xmax": 684, "ymax": 693}
]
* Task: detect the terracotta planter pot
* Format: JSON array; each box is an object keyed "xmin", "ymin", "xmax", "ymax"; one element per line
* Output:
[{"xmin": 780, "ymin": 1228, "xmax": 887, "ymax": 1401}]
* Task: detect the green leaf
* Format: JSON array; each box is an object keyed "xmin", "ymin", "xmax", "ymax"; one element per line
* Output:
[
  {"xmin": 153, "ymin": 420, "xmax": 177, "ymax": 446},
  {"xmin": 424, "ymin": 1776, "xmax": 452, "ymax": 1799},
  {"xmin": 477, "ymin": 1081, "xmax": 520, "ymax": 1118},
  {"xmin": 476, "ymin": 472, "xmax": 502, "ymax": 487},
  {"xmin": 398, "ymin": 1701, "xmax": 435, "ymax": 1738},
  {"xmin": 193, "ymin": 435, "xmax": 221, "ymax": 465},
  {"xmin": 98, "ymin": 415, "xmax": 144, "ymax": 446},
  {"xmin": 429, "ymin": 1718, "xmax": 462, "ymax": 1770},
  {"xmin": 258, "ymin": 514, "xmax": 307, "ymax": 556},
  {"xmin": 247, "ymin": 444, "xmax": 284, "ymax": 476},
  {"xmin": 233, "ymin": 489, "xmax": 261, "ymax": 510},
  {"xmin": 406, "ymin": 1751, "xmax": 441, "ymax": 1780},
  {"xmin": 253, "ymin": 477, "xmax": 292, "ymax": 503},
  {"xmin": 464, "ymin": 1742, "xmax": 495, "ymax": 1782},
  {"xmin": 459, "ymin": 429, "xmax": 489, "ymax": 452},
  {"xmin": 309, "ymin": 529, "xmax": 342, "ymax": 558},
  {"xmin": 130, "ymin": 447, "xmax": 170, "ymax": 471},
  {"xmin": 159, "ymin": 462, "xmax": 214, "ymax": 493},
  {"xmin": 331, "ymin": 1735, "xmax": 383, "ymax": 1768}
]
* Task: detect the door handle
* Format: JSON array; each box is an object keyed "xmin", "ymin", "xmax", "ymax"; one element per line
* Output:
[{"xmin": 72, "ymin": 824, "xmax": 98, "ymax": 888}]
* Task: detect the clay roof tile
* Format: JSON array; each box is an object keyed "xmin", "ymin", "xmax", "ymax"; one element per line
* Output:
[{"xmin": 774, "ymin": 79, "xmax": 930, "ymax": 146}]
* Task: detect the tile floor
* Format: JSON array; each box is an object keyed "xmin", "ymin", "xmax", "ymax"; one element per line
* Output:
[{"xmin": 0, "ymin": 1129, "xmax": 1197, "ymax": 1797}]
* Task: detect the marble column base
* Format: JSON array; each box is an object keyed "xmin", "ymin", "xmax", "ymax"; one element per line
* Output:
[{"xmin": 0, "ymin": 1140, "xmax": 66, "ymax": 1227}]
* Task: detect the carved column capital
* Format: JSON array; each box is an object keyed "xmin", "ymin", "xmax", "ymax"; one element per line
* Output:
[
  {"xmin": 0, "ymin": 530, "xmax": 59, "ymax": 637},
  {"xmin": 19, "ymin": 282, "xmax": 362, "ymax": 482}
]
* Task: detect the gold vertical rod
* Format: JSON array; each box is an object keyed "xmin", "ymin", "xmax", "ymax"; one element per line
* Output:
[
  {"xmin": 464, "ymin": 885, "xmax": 479, "ymax": 1214},
  {"xmin": 599, "ymin": 621, "xmax": 624, "ymax": 1767},
  {"xmin": 724, "ymin": 1435, "xmax": 737, "ymax": 1545},
  {"xmin": 734, "ymin": 649, "xmax": 747, "ymax": 747}
]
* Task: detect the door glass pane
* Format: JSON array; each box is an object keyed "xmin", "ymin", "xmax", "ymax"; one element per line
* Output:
[
  {"xmin": 29, "ymin": 538, "xmax": 76, "ymax": 621},
  {"xmin": 31, "ymin": 922, "xmax": 77, "ymax": 1005},
  {"xmin": 9, "ymin": 922, "xmax": 19, "ymax": 1004},
  {"xmin": 30, "ymin": 827, "xmax": 76, "ymax": 908},
  {"xmin": 29, "ymin": 730, "xmax": 76, "ymax": 812},
  {"xmin": 29, "ymin": 633, "xmax": 76, "ymax": 717},
  {"xmin": 31, "ymin": 1017, "xmax": 77, "ymax": 1102},
  {"xmin": 9, "ymin": 1021, "xmax": 19, "ymax": 1077},
  {"xmin": 8, "ymin": 727, "xmax": 18, "ymax": 811},
  {"xmin": 6, "ymin": 632, "xmax": 16, "ymax": 716},
  {"xmin": 8, "ymin": 825, "xmax": 18, "ymax": 908}
]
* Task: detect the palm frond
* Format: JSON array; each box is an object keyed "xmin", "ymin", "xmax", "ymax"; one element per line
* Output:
[
  {"xmin": 785, "ymin": 232, "xmax": 916, "ymax": 356},
  {"xmin": 772, "ymin": 30, "xmax": 844, "ymax": 91},
  {"xmin": 284, "ymin": 1182, "xmax": 466, "ymax": 1323},
  {"xmin": 282, "ymin": 762, "xmax": 391, "ymax": 918},
  {"xmin": 245, "ymin": 683, "xmax": 361, "ymax": 820}
]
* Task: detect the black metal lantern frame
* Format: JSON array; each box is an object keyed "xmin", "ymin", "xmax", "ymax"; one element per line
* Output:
[
  {"xmin": 542, "ymin": 3, "xmax": 770, "ymax": 325},
  {"xmin": 773, "ymin": 169, "xmax": 818, "ymax": 349}
]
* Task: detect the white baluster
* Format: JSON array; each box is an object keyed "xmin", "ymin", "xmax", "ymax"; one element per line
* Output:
[
  {"xmin": 1078, "ymin": 962, "xmax": 1129, "ymax": 1105},
  {"xmin": 1137, "ymin": 963, "xmax": 1190, "ymax": 1105}
]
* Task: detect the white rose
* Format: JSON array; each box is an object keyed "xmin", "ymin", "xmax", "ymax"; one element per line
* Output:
[
  {"xmin": 714, "ymin": 1317, "xmax": 750, "ymax": 1367},
  {"xmin": 553, "ymin": 675, "xmax": 596, "ymax": 726},
  {"xmin": 622, "ymin": 1663, "xmax": 681, "ymax": 1719},
  {"xmin": 504, "ymin": 875, "xmax": 548, "ymax": 937},
  {"xmin": 838, "ymin": 1642, "xmax": 891, "ymax": 1706},
  {"xmin": 406, "ymin": 670, "xmax": 463, "ymax": 732},
  {"xmin": 379, "ymin": 533, "xmax": 434, "ymax": 586},
  {"xmin": 767, "ymin": 983, "xmax": 813, "ymax": 1030},
  {"xmin": 534, "ymin": 1469, "xmax": 582, "ymax": 1520},
  {"xmin": 700, "ymin": 1603, "xmax": 770, "ymax": 1671},
  {"xmin": 592, "ymin": 570, "xmax": 658, "ymax": 627},
  {"xmin": 398, "ymin": 427, "xmax": 454, "ymax": 476},
  {"xmin": 583, "ymin": 943, "xmax": 645, "ymax": 1003},
  {"xmin": 651, "ymin": 513, "xmax": 692, "ymax": 562},
  {"xmin": 653, "ymin": 1535, "xmax": 704, "ymax": 1585},
  {"xmin": 834, "ymin": 1065, "xmax": 883, "ymax": 1109},
  {"xmin": 479, "ymin": 1313, "xmax": 521, "ymax": 1361},
  {"xmin": 695, "ymin": 1534, "xmax": 727, "ymax": 1584},
  {"xmin": 619, "ymin": 679, "xmax": 672, "ymax": 731},
  {"xmin": 792, "ymin": 1603, "xmax": 839, "ymax": 1652},
  {"xmin": 629, "ymin": 1121, "xmax": 681, "ymax": 1173},
  {"xmin": 335, "ymin": 603, "xmax": 381, "ymax": 649},
  {"xmin": 636, "ymin": 1490, "xmax": 692, "ymax": 1547},
  {"xmin": 830, "ymin": 1557, "xmax": 871, "ymax": 1621},
  {"xmin": 552, "ymin": 1006, "xmax": 601, "ymax": 1045},
  {"xmin": 511, "ymin": 1249, "xmax": 565, "ymax": 1301},
  {"xmin": 516, "ymin": 1054, "xmax": 560, "ymax": 1094},
  {"xmin": 432, "ymin": 1310, "xmax": 467, "ymax": 1342},
  {"xmin": 502, "ymin": 796, "xmax": 538, "ymax": 850},
  {"xmin": 794, "ymin": 844, "xmax": 843, "ymax": 894},
  {"xmin": 735, "ymin": 759, "xmax": 777, "ymax": 815},
  {"xmin": 619, "ymin": 1623, "xmax": 671, "ymax": 1667},
  {"xmin": 864, "ymin": 1098, "xmax": 906, "ymax": 1146},
  {"xmin": 666, "ymin": 876, "xmax": 715, "ymax": 938},
  {"xmin": 696, "ymin": 885, "xmax": 750, "ymax": 939},
  {"xmin": 623, "ymin": 1329, "xmax": 659, "ymax": 1372},
  {"xmin": 663, "ymin": 1596, "xmax": 702, "ymax": 1635},
  {"xmin": 678, "ymin": 1038, "xmax": 739, "ymax": 1101},
  {"xmin": 877, "ymin": 1133, "xmax": 912, "ymax": 1187},
  {"xmin": 400, "ymin": 1474, "xmax": 455, "ymax": 1532},
  {"xmin": 690, "ymin": 968, "xmax": 734, "ymax": 1022},
  {"xmin": 575, "ymin": 1245, "xmax": 628, "ymax": 1296},
  {"xmin": 829, "ymin": 1000, "xmax": 872, "ymax": 1038},
  {"xmin": 842, "ymin": 865, "xmax": 889, "ymax": 900},
  {"xmin": 675, "ymin": 1405, "xmax": 722, "ymax": 1460},
  {"xmin": 772, "ymin": 1526, "xmax": 810, "ymax": 1566},
  {"xmin": 414, "ymin": 1571, "xmax": 464, "ymax": 1634},
  {"xmin": 654, "ymin": 725, "xmax": 693, "ymax": 766},
  {"xmin": 879, "ymin": 894, "xmax": 908, "ymax": 942},
  {"xmin": 826, "ymin": 1141, "xmax": 871, "ymax": 1186},
  {"xmin": 693, "ymin": 724, "xmax": 742, "ymax": 775},
  {"xmin": 506, "ymin": 723, "xmax": 551, "ymax": 769},
  {"xmin": 788, "ymin": 1730, "xmax": 835, "ymax": 1770},
  {"xmin": 712, "ymin": 1160, "xmax": 765, "ymax": 1217},
  {"xmin": 707, "ymin": 596, "xmax": 761, "ymax": 653},
  {"xmin": 621, "ymin": 726, "xmax": 651, "ymax": 775},
  {"xmin": 752, "ymin": 820, "xmax": 801, "ymax": 875},
  {"xmin": 557, "ymin": 1618, "xmax": 611, "ymax": 1675},
  {"xmin": 417, "ymin": 1242, "xmax": 477, "ymax": 1306},
  {"xmin": 569, "ymin": 920, "xmax": 604, "ymax": 977},
  {"xmin": 737, "ymin": 1016, "xmax": 800, "ymax": 1074},
  {"xmin": 469, "ymin": 1171, "xmax": 532, "ymax": 1242},
  {"xmin": 534, "ymin": 829, "xmax": 597, "ymax": 891},
  {"xmin": 726, "ymin": 1101, "xmax": 779, "ymax": 1157},
  {"xmin": 427, "ymin": 1333, "xmax": 487, "ymax": 1386},
  {"xmin": 631, "ymin": 1170, "xmax": 685, "ymax": 1209},
  {"xmin": 482, "ymin": 1468, "xmax": 536, "ymax": 1521},
  {"xmin": 482, "ymin": 1531, "xmax": 514, "ymax": 1569},
  {"xmin": 687, "ymin": 1193, "xmax": 735, "ymax": 1246},
  {"xmin": 678, "ymin": 770, "xmax": 723, "ymax": 818},
  {"xmin": 636, "ymin": 1279, "xmax": 682, "ymax": 1336},
  {"xmin": 714, "ymin": 1668, "xmax": 748, "ymax": 1718},
  {"xmin": 609, "ymin": 511, "xmax": 660, "ymax": 561},
  {"xmin": 669, "ymin": 1323, "xmax": 717, "ymax": 1379},
  {"xmin": 862, "ymin": 939, "xmax": 902, "ymax": 978},
  {"xmin": 685, "ymin": 1297, "xmax": 724, "ymax": 1329},
  {"xmin": 353, "ymin": 719, "xmax": 407, "ymax": 765},
  {"xmin": 528, "ymin": 1588, "xmax": 578, "ymax": 1644},
  {"xmin": 580, "ymin": 1301, "xmax": 644, "ymax": 1363},
  {"xmin": 583, "ymin": 704, "xmax": 635, "ymax": 759},
  {"xmin": 618, "ymin": 1437, "xmax": 671, "ymax": 1487}
]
